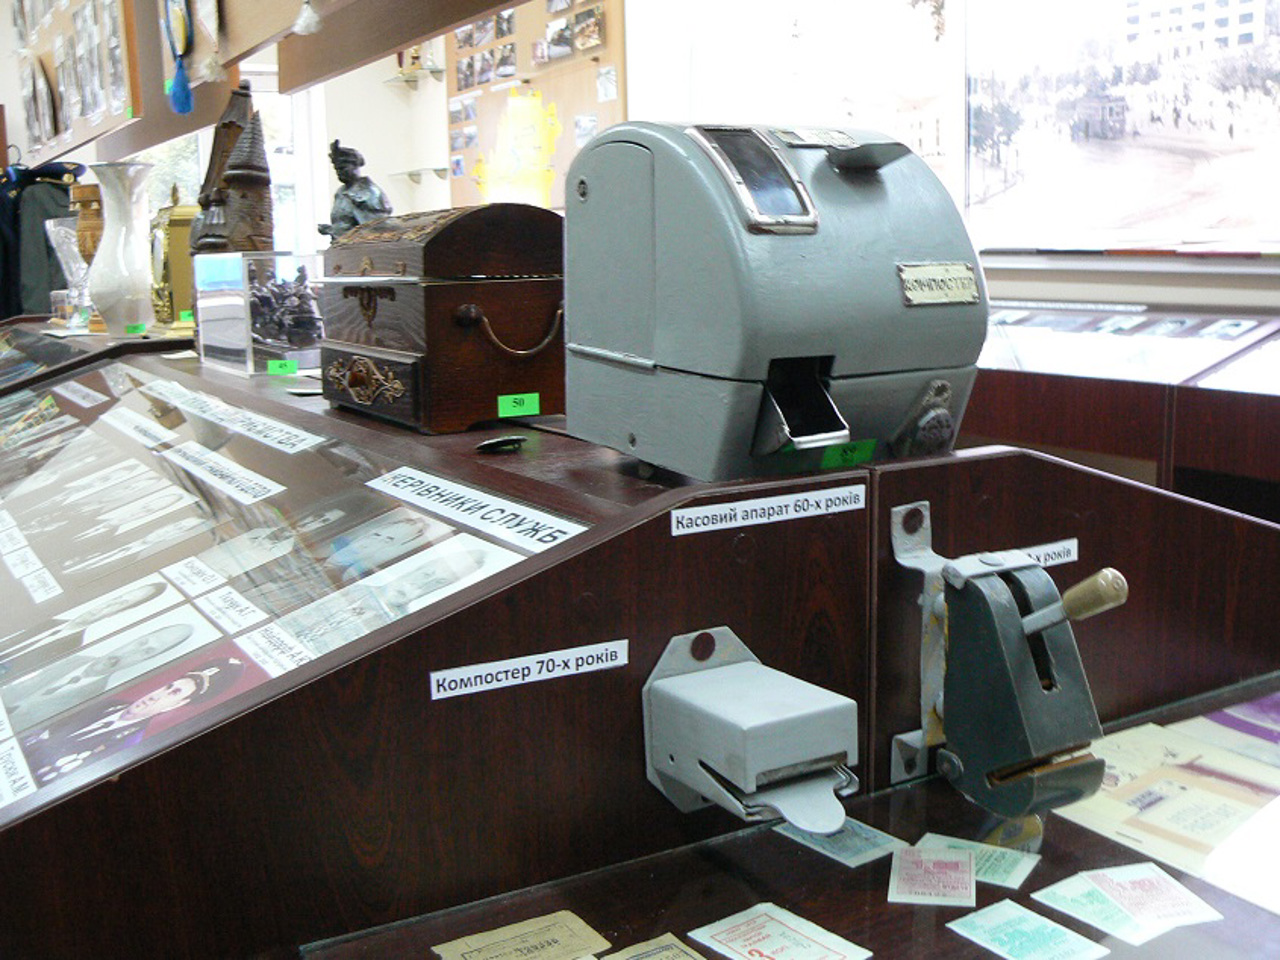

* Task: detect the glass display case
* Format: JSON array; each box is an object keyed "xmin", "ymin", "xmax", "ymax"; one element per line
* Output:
[
  {"xmin": 0, "ymin": 322, "xmax": 188, "ymax": 399},
  {"xmin": 980, "ymin": 304, "xmax": 1279, "ymax": 385},
  {"xmin": 193, "ymin": 252, "xmax": 326, "ymax": 376},
  {"xmin": 0, "ymin": 349, "xmax": 1276, "ymax": 960},
  {"xmin": 0, "ymin": 357, "xmax": 586, "ymax": 819}
]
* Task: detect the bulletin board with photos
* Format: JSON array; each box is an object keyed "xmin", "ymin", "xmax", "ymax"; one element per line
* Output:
[
  {"xmin": 444, "ymin": 0, "xmax": 625, "ymax": 210},
  {"xmin": 0, "ymin": 356, "xmax": 589, "ymax": 824},
  {"xmin": 10, "ymin": 0, "xmax": 143, "ymax": 159}
]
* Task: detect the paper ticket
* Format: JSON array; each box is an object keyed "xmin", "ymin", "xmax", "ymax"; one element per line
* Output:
[
  {"xmin": 947, "ymin": 900, "xmax": 1109, "ymax": 960},
  {"xmin": 916, "ymin": 833, "xmax": 1041, "ymax": 889},
  {"xmin": 887, "ymin": 847, "xmax": 976, "ymax": 907},
  {"xmin": 1081, "ymin": 862, "xmax": 1222, "ymax": 929},
  {"xmin": 689, "ymin": 902, "xmax": 871, "ymax": 960},
  {"xmin": 433, "ymin": 910, "xmax": 611, "ymax": 960},
  {"xmin": 776, "ymin": 817, "xmax": 907, "ymax": 869},
  {"xmin": 603, "ymin": 933, "xmax": 708, "ymax": 960},
  {"xmin": 1032, "ymin": 874, "xmax": 1164, "ymax": 946}
]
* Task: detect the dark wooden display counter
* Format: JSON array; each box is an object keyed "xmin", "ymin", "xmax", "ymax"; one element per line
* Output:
[
  {"xmin": 0, "ymin": 346, "xmax": 1277, "ymax": 959},
  {"xmin": 960, "ymin": 303, "xmax": 1280, "ymax": 521}
]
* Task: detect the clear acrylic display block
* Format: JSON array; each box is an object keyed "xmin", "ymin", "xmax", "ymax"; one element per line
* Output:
[{"xmin": 194, "ymin": 251, "xmax": 325, "ymax": 376}]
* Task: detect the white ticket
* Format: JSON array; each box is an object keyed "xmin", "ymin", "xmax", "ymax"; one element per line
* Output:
[{"xmin": 689, "ymin": 902, "xmax": 871, "ymax": 960}]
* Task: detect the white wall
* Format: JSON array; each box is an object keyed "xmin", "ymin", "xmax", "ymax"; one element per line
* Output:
[
  {"xmin": 319, "ymin": 39, "xmax": 451, "ymax": 229},
  {"xmin": 623, "ymin": 0, "xmax": 968, "ymax": 200}
]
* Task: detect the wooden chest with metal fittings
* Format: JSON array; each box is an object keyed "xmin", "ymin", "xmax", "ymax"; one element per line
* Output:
[{"xmin": 319, "ymin": 203, "xmax": 564, "ymax": 433}]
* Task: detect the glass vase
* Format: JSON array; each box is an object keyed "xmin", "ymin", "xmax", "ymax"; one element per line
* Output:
[{"xmin": 87, "ymin": 162, "xmax": 156, "ymax": 337}]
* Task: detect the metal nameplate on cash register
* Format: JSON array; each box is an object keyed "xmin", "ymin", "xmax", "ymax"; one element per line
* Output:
[{"xmin": 563, "ymin": 122, "xmax": 988, "ymax": 481}]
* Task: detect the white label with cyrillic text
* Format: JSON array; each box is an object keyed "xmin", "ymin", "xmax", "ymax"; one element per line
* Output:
[
  {"xmin": 1021, "ymin": 537, "xmax": 1079, "ymax": 568},
  {"xmin": 368, "ymin": 466, "xmax": 588, "ymax": 553},
  {"xmin": 671, "ymin": 484, "xmax": 864, "ymax": 537},
  {"xmin": 100, "ymin": 406, "xmax": 181, "ymax": 448},
  {"xmin": 0, "ymin": 740, "xmax": 37, "ymax": 809},
  {"xmin": 432, "ymin": 639, "xmax": 628, "ymax": 700},
  {"xmin": 162, "ymin": 556, "xmax": 227, "ymax": 597},
  {"xmin": 162, "ymin": 441, "xmax": 284, "ymax": 504},
  {"xmin": 234, "ymin": 622, "xmax": 313, "ymax": 678}
]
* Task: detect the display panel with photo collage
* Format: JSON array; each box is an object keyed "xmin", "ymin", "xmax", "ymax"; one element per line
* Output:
[{"xmin": 0, "ymin": 359, "xmax": 583, "ymax": 817}]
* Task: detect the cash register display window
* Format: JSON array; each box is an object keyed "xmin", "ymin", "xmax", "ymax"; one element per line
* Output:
[{"xmin": 697, "ymin": 127, "xmax": 810, "ymax": 219}]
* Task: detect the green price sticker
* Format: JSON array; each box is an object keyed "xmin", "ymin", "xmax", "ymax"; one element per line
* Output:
[
  {"xmin": 164, "ymin": 78, "xmax": 173, "ymax": 94},
  {"xmin": 267, "ymin": 360, "xmax": 299, "ymax": 376},
  {"xmin": 820, "ymin": 439, "xmax": 877, "ymax": 470},
  {"xmin": 124, "ymin": 323, "xmax": 147, "ymax": 335},
  {"xmin": 125, "ymin": 106, "xmax": 134, "ymax": 119},
  {"xmin": 179, "ymin": 310, "xmax": 195, "ymax": 322},
  {"xmin": 498, "ymin": 392, "xmax": 541, "ymax": 417}
]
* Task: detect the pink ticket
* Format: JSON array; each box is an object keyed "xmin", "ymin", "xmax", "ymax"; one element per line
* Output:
[{"xmin": 887, "ymin": 847, "xmax": 976, "ymax": 907}]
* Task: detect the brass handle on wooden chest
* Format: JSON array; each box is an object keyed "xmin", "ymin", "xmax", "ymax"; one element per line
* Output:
[{"xmin": 453, "ymin": 301, "xmax": 564, "ymax": 358}]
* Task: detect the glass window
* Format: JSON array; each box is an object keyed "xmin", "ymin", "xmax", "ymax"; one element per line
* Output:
[
  {"xmin": 966, "ymin": 0, "xmax": 1279, "ymax": 251},
  {"xmin": 127, "ymin": 134, "xmax": 203, "ymax": 215}
]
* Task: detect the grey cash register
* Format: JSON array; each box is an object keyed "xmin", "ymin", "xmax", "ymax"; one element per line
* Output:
[{"xmin": 564, "ymin": 122, "xmax": 988, "ymax": 481}]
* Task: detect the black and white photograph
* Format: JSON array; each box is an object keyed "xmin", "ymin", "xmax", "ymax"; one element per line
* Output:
[
  {"xmin": 361, "ymin": 533, "xmax": 522, "ymax": 619},
  {"xmin": 275, "ymin": 590, "xmax": 393, "ymax": 657},
  {"xmin": 495, "ymin": 42, "xmax": 516, "ymax": 80},
  {"xmin": 496, "ymin": 8, "xmax": 515, "ymax": 39},
  {"xmin": 0, "ymin": 574, "xmax": 184, "ymax": 682},
  {"xmin": 53, "ymin": 34, "xmax": 80, "ymax": 133},
  {"xmin": 546, "ymin": 17, "xmax": 572, "ymax": 60},
  {"xmin": 546, "ymin": 0, "xmax": 570, "ymax": 13},
  {"xmin": 1139, "ymin": 318, "xmax": 1196, "ymax": 338},
  {"xmin": 20, "ymin": 58, "xmax": 40, "ymax": 146},
  {"xmin": 450, "ymin": 128, "xmax": 465, "ymax": 151},
  {"xmin": 1198, "ymin": 319, "xmax": 1258, "ymax": 340},
  {"xmin": 12, "ymin": 0, "xmax": 28, "ymax": 50},
  {"xmin": 57, "ymin": 515, "xmax": 217, "ymax": 577},
  {"xmin": 70, "ymin": 485, "xmax": 200, "ymax": 541},
  {"xmin": 456, "ymin": 53, "xmax": 474, "ymax": 91},
  {"xmin": 476, "ymin": 49, "xmax": 494, "ymax": 85},
  {"xmin": 71, "ymin": 0, "xmax": 106, "ymax": 119},
  {"xmin": 0, "ymin": 604, "xmax": 223, "ymax": 732},
  {"xmin": 320, "ymin": 507, "xmax": 452, "ymax": 583},
  {"xmin": 473, "ymin": 16, "xmax": 494, "ymax": 47},
  {"xmin": 195, "ymin": 525, "xmax": 299, "ymax": 580},
  {"xmin": 100, "ymin": 0, "xmax": 127, "ymax": 113},
  {"xmin": 33, "ymin": 58, "xmax": 57, "ymax": 141},
  {"xmin": 454, "ymin": 23, "xmax": 473, "ymax": 50},
  {"xmin": 448, "ymin": 98, "xmax": 464, "ymax": 124},
  {"xmin": 1094, "ymin": 316, "xmax": 1146, "ymax": 335}
]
